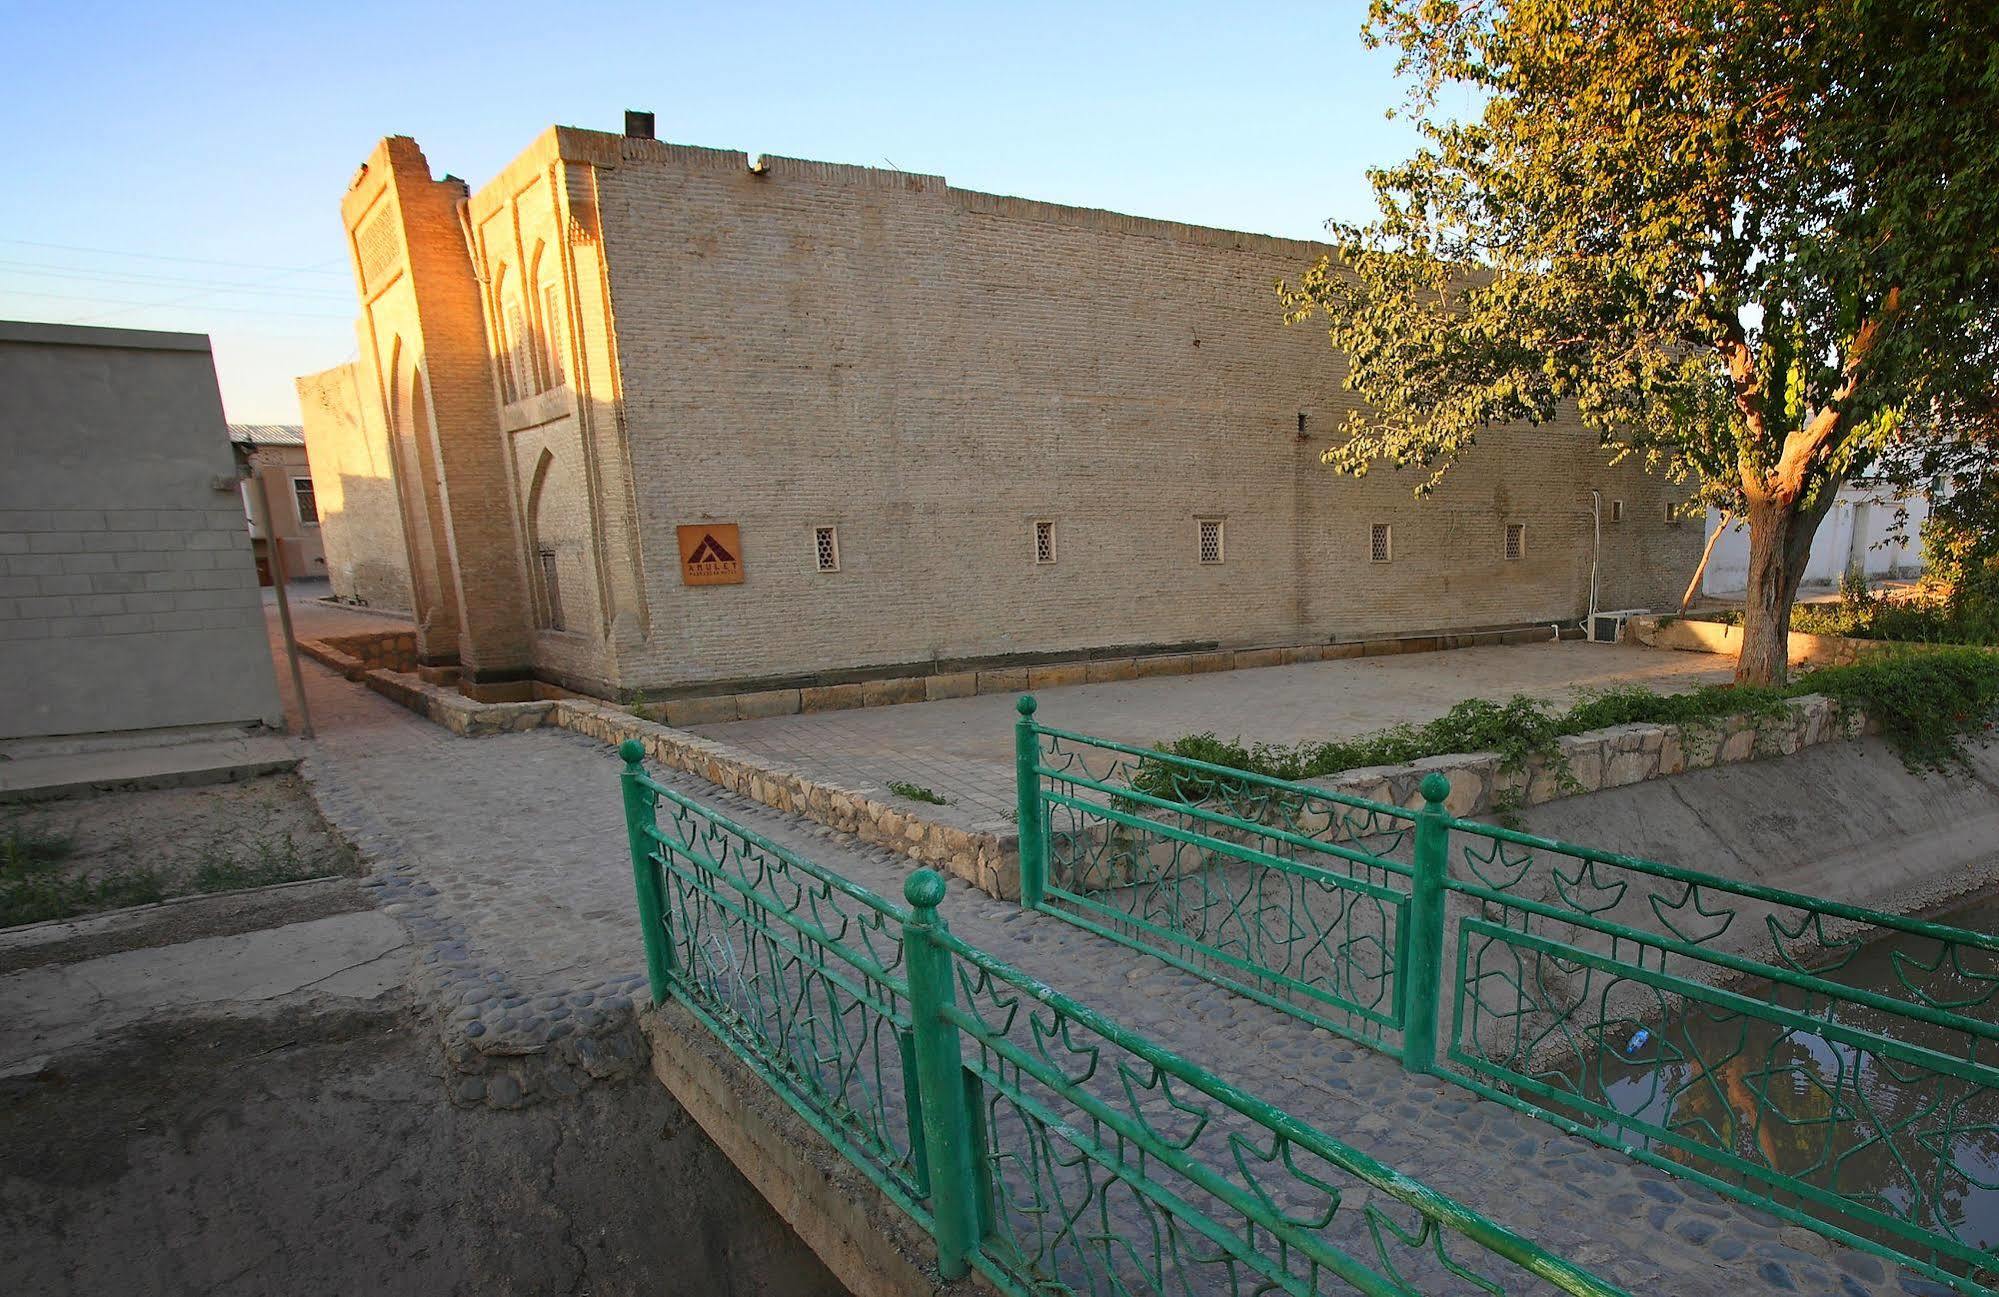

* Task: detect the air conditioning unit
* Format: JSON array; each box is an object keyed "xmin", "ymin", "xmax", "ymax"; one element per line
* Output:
[{"xmin": 1588, "ymin": 609, "xmax": 1651, "ymax": 644}]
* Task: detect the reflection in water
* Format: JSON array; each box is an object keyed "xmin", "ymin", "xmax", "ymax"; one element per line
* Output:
[{"xmin": 1573, "ymin": 899, "xmax": 1999, "ymax": 1258}]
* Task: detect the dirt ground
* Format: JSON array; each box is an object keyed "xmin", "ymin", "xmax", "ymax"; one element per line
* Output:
[
  {"xmin": 1, "ymin": 773, "xmax": 360, "ymax": 927},
  {"xmin": 0, "ymin": 996, "xmax": 850, "ymax": 1297}
]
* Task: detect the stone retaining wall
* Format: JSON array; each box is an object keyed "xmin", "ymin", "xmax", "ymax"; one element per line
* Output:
[
  {"xmin": 1629, "ymin": 614, "xmax": 1898, "ymax": 668},
  {"xmin": 556, "ymin": 698, "xmax": 1018, "ymax": 898},
  {"xmin": 1308, "ymin": 693, "xmax": 1867, "ymax": 819},
  {"xmin": 299, "ymin": 631, "xmax": 420, "ymax": 679}
]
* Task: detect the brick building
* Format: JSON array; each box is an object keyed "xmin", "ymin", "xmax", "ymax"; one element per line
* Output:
[
  {"xmin": 228, "ymin": 423, "xmax": 325, "ymax": 585},
  {"xmin": 300, "ymin": 122, "xmax": 1702, "ymax": 705}
]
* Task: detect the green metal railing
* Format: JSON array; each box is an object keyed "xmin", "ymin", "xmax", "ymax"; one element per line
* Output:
[
  {"xmin": 620, "ymin": 739, "xmax": 1627, "ymax": 1296},
  {"xmin": 1016, "ymin": 696, "xmax": 1999, "ymax": 1295}
]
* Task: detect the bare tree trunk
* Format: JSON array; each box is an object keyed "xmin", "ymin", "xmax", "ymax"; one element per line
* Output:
[
  {"xmin": 1681, "ymin": 508, "xmax": 1733, "ymax": 613},
  {"xmin": 1735, "ymin": 489, "xmax": 1838, "ymax": 686}
]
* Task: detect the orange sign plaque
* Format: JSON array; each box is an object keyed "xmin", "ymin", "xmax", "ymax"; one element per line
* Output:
[{"xmin": 677, "ymin": 523, "xmax": 744, "ymax": 586}]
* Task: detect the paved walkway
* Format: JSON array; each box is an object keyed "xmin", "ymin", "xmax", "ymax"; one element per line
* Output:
[
  {"xmin": 692, "ymin": 642, "xmax": 1734, "ymax": 828},
  {"xmin": 254, "ymin": 596, "xmax": 1930, "ymax": 1297}
]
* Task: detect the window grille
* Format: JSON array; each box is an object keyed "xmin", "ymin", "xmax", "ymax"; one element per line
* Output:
[
  {"xmin": 1198, "ymin": 518, "xmax": 1224, "ymax": 564},
  {"xmin": 814, "ymin": 525, "xmax": 840, "ymax": 572},
  {"xmin": 1505, "ymin": 523, "xmax": 1525, "ymax": 560},
  {"xmin": 537, "ymin": 546, "xmax": 564, "ymax": 631},
  {"xmin": 1033, "ymin": 520, "xmax": 1056, "ymax": 564},
  {"xmin": 292, "ymin": 477, "xmax": 318, "ymax": 526},
  {"xmin": 1370, "ymin": 523, "xmax": 1392, "ymax": 563}
]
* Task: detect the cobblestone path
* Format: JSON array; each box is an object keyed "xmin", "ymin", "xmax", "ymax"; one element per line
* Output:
[{"xmin": 273, "ymin": 597, "xmax": 1933, "ymax": 1297}]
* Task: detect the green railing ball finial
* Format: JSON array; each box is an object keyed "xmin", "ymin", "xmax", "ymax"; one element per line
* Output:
[
  {"xmin": 619, "ymin": 738, "xmax": 645, "ymax": 766},
  {"xmin": 1419, "ymin": 771, "xmax": 1451, "ymax": 808},
  {"xmin": 905, "ymin": 868, "xmax": 948, "ymax": 911},
  {"xmin": 1016, "ymin": 693, "xmax": 1037, "ymax": 717}
]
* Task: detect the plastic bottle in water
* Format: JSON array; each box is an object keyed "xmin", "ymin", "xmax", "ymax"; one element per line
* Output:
[{"xmin": 1625, "ymin": 1027, "xmax": 1651, "ymax": 1055}]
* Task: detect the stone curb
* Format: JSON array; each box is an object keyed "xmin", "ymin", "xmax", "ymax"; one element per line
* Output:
[{"xmin": 1306, "ymin": 694, "xmax": 1869, "ymax": 818}]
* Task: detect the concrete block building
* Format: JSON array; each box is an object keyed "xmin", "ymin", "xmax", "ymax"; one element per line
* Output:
[
  {"xmin": 0, "ymin": 321, "xmax": 283, "ymax": 740},
  {"xmin": 302, "ymin": 122, "xmax": 1701, "ymax": 705}
]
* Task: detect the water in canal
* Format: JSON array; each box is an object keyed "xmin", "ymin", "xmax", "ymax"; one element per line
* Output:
[{"xmin": 1575, "ymin": 896, "xmax": 1999, "ymax": 1264}]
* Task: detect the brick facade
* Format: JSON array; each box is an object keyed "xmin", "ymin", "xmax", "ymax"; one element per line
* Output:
[
  {"xmin": 307, "ymin": 126, "xmax": 1703, "ymax": 701},
  {"xmin": 295, "ymin": 363, "xmax": 414, "ymax": 610}
]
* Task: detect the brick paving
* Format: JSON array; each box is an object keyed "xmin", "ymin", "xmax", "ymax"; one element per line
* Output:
[
  {"xmin": 267, "ymin": 590, "xmax": 1928, "ymax": 1296},
  {"xmin": 691, "ymin": 642, "xmax": 1735, "ymax": 829}
]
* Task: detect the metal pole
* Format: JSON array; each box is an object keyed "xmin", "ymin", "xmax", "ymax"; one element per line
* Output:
[
  {"xmin": 901, "ymin": 869, "xmax": 982, "ymax": 1278},
  {"xmin": 620, "ymin": 739, "xmax": 674, "ymax": 1003},
  {"xmin": 252, "ymin": 467, "xmax": 314, "ymax": 739},
  {"xmin": 1013, "ymin": 694, "xmax": 1045, "ymax": 909},
  {"xmin": 1401, "ymin": 771, "xmax": 1453, "ymax": 1075}
]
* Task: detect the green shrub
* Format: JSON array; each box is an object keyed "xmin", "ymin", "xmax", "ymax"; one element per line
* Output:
[{"xmin": 1133, "ymin": 648, "xmax": 1999, "ymax": 804}]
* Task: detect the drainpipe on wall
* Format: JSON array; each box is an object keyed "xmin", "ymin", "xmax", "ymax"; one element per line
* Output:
[{"xmin": 1587, "ymin": 489, "xmax": 1603, "ymax": 630}]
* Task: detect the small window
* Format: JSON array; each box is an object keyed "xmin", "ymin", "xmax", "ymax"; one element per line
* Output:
[
  {"xmin": 537, "ymin": 546, "xmax": 565, "ymax": 632},
  {"xmin": 1198, "ymin": 518, "xmax": 1224, "ymax": 564},
  {"xmin": 1664, "ymin": 501, "xmax": 1681, "ymax": 526},
  {"xmin": 1505, "ymin": 523, "xmax": 1525, "ymax": 560},
  {"xmin": 1610, "ymin": 499, "xmax": 1626, "ymax": 524},
  {"xmin": 1370, "ymin": 523, "xmax": 1392, "ymax": 563},
  {"xmin": 1033, "ymin": 519, "xmax": 1056, "ymax": 565},
  {"xmin": 813, "ymin": 525, "xmax": 840, "ymax": 573},
  {"xmin": 292, "ymin": 477, "xmax": 318, "ymax": 526}
]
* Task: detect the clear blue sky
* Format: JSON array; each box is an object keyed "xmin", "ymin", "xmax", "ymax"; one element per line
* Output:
[{"xmin": 0, "ymin": 0, "xmax": 1427, "ymax": 423}]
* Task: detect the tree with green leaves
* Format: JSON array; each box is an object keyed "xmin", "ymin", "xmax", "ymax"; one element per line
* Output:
[{"xmin": 1282, "ymin": 0, "xmax": 1999, "ymax": 684}]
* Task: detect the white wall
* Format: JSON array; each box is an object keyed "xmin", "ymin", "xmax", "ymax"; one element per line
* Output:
[
  {"xmin": 1703, "ymin": 482, "xmax": 1928, "ymax": 596},
  {"xmin": 0, "ymin": 321, "xmax": 284, "ymax": 740}
]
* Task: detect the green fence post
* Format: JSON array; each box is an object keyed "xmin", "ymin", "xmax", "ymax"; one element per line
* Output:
[
  {"xmin": 902, "ymin": 869, "xmax": 983, "ymax": 1279},
  {"xmin": 1014, "ymin": 694, "xmax": 1046, "ymax": 909},
  {"xmin": 1402, "ymin": 771, "xmax": 1453, "ymax": 1075},
  {"xmin": 620, "ymin": 738, "xmax": 674, "ymax": 1004}
]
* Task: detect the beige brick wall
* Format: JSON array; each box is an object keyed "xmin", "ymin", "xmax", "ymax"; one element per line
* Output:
[
  {"xmin": 340, "ymin": 137, "xmax": 531, "ymax": 680},
  {"xmin": 316, "ymin": 128, "xmax": 1703, "ymax": 699},
  {"xmin": 585, "ymin": 137, "xmax": 1702, "ymax": 691},
  {"xmin": 297, "ymin": 361, "xmax": 414, "ymax": 610}
]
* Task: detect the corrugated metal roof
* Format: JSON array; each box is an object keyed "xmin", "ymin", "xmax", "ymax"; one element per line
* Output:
[{"xmin": 228, "ymin": 422, "xmax": 307, "ymax": 447}]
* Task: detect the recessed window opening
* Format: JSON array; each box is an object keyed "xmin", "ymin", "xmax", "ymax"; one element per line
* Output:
[
  {"xmin": 1505, "ymin": 523, "xmax": 1525, "ymax": 560},
  {"xmin": 1665, "ymin": 501, "xmax": 1681, "ymax": 525},
  {"xmin": 814, "ymin": 525, "xmax": 840, "ymax": 572},
  {"xmin": 1370, "ymin": 523, "xmax": 1392, "ymax": 563},
  {"xmin": 292, "ymin": 477, "xmax": 318, "ymax": 527},
  {"xmin": 1033, "ymin": 519, "xmax": 1056, "ymax": 565},
  {"xmin": 1198, "ymin": 517, "xmax": 1224, "ymax": 564},
  {"xmin": 1610, "ymin": 498, "xmax": 1626, "ymax": 524},
  {"xmin": 541, "ymin": 282, "xmax": 565, "ymax": 389}
]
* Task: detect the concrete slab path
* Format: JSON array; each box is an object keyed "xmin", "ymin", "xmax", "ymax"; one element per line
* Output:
[
  {"xmin": 249, "ymin": 594, "xmax": 1925, "ymax": 1297},
  {"xmin": 0, "ymin": 909, "xmax": 410, "ymax": 1077},
  {"xmin": 690, "ymin": 642, "xmax": 1734, "ymax": 828}
]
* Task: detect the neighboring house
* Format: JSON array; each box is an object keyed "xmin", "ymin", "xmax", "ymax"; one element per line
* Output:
[
  {"xmin": 228, "ymin": 423, "xmax": 326, "ymax": 585},
  {"xmin": 296, "ymin": 123, "xmax": 1702, "ymax": 702},
  {"xmin": 295, "ymin": 362, "xmax": 414, "ymax": 611},
  {"xmin": 1702, "ymin": 481, "xmax": 1929, "ymax": 597},
  {"xmin": 0, "ymin": 321, "xmax": 283, "ymax": 740}
]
